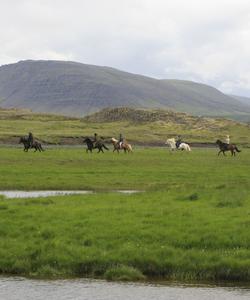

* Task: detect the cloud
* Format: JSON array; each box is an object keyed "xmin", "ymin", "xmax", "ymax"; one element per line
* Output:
[{"xmin": 1, "ymin": 0, "xmax": 250, "ymax": 96}]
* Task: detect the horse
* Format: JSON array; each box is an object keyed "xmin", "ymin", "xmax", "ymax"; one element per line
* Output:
[
  {"xmin": 165, "ymin": 138, "xmax": 191, "ymax": 152},
  {"xmin": 83, "ymin": 137, "xmax": 109, "ymax": 153},
  {"xmin": 19, "ymin": 137, "xmax": 44, "ymax": 152},
  {"xmin": 216, "ymin": 139, "xmax": 241, "ymax": 156},
  {"xmin": 111, "ymin": 138, "xmax": 133, "ymax": 153}
]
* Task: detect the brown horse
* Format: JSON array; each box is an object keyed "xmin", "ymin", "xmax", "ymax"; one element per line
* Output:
[
  {"xmin": 111, "ymin": 138, "xmax": 133, "ymax": 153},
  {"xmin": 216, "ymin": 139, "xmax": 241, "ymax": 156},
  {"xmin": 19, "ymin": 136, "xmax": 44, "ymax": 152}
]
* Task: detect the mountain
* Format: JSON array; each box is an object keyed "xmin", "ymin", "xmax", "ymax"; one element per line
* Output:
[
  {"xmin": 0, "ymin": 60, "xmax": 250, "ymax": 119},
  {"xmin": 230, "ymin": 94, "xmax": 250, "ymax": 106}
]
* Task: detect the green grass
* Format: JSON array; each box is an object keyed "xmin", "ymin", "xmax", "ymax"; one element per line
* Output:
[{"xmin": 0, "ymin": 147, "xmax": 250, "ymax": 281}]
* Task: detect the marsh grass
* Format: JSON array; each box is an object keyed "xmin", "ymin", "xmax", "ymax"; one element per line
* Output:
[
  {"xmin": 104, "ymin": 265, "xmax": 145, "ymax": 281},
  {"xmin": 0, "ymin": 148, "xmax": 249, "ymax": 281}
]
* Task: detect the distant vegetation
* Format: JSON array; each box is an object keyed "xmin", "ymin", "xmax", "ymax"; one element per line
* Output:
[
  {"xmin": 0, "ymin": 107, "xmax": 249, "ymax": 146},
  {"xmin": 0, "ymin": 60, "xmax": 250, "ymax": 119}
]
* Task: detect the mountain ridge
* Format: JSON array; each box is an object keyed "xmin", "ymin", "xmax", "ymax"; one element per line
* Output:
[{"xmin": 0, "ymin": 60, "xmax": 249, "ymax": 119}]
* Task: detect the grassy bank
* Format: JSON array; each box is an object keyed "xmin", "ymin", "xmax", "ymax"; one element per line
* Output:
[{"xmin": 0, "ymin": 147, "xmax": 250, "ymax": 281}]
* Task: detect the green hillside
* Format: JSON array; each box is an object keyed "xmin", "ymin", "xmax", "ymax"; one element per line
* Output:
[{"xmin": 0, "ymin": 107, "xmax": 249, "ymax": 146}]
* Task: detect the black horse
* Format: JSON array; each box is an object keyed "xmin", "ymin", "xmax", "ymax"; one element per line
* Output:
[
  {"xmin": 216, "ymin": 139, "xmax": 241, "ymax": 156},
  {"xmin": 19, "ymin": 136, "xmax": 44, "ymax": 152},
  {"xmin": 83, "ymin": 137, "xmax": 109, "ymax": 153}
]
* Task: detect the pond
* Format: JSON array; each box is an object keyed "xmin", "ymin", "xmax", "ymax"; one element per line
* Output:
[
  {"xmin": 0, "ymin": 190, "xmax": 142, "ymax": 198},
  {"xmin": 1, "ymin": 277, "xmax": 250, "ymax": 300}
]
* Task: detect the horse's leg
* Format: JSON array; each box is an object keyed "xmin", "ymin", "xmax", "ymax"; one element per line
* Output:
[{"xmin": 218, "ymin": 150, "xmax": 222, "ymax": 156}]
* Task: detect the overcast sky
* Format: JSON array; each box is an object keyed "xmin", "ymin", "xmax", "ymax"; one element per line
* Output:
[{"xmin": 1, "ymin": 0, "xmax": 250, "ymax": 96}]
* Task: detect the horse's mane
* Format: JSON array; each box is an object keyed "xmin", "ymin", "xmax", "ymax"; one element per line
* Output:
[{"xmin": 216, "ymin": 139, "xmax": 223, "ymax": 144}]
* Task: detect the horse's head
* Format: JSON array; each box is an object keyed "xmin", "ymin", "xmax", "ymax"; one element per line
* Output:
[
  {"xmin": 19, "ymin": 137, "xmax": 24, "ymax": 144},
  {"xmin": 215, "ymin": 139, "xmax": 221, "ymax": 145},
  {"xmin": 83, "ymin": 137, "xmax": 91, "ymax": 143},
  {"xmin": 166, "ymin": 138, "xmax": 175, "ymax": 144},
  {"xmin": 165, "ymin": 138, "xmax": 176, "ymax": 149}
]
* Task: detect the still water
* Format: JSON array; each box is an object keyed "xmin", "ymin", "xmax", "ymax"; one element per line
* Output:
[
  {"xmin": 0, "ymin": 190, "xmax": 141, "ymax": 198},
  {"xmin": 1, "ymin": 277, "xmax": 250, "ymax": 300}
]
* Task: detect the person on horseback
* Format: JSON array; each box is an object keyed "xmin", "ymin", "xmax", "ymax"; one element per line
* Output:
[
  {"xmin": 93, "ymin": 133, "xmax": 100, "ymax": 146},
  {"xmin": 176, "ymin": 135, "xmax": 182, "ymax": 149},
  {"xmin": 225, "ymin": 135, "xmax": 230, "ymax": 144},
  {"xmin": 118, "ymin": 133, "xmax": 124, "ymax": 149},
  {"xmin": 28, "ymin": 132, "xmax": 34, "ymax": 148}
]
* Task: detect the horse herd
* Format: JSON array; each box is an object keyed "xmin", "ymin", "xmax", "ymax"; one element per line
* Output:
[
  {"xmin": 19, "ymin": 134, "xmax": 242, "ymax": 157},
  {"xmin": 19, "ymin": 134, "xmax": 133, "ymax": 154}
]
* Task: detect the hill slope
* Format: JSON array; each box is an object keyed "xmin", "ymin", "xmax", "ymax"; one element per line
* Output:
[
  {"xmin": 0, "ymin": 60, "xmax": 250, "ymax": 118},
  {"xmin": 0, "ymin": 107, "xmax": 249, "ymax": 146}
]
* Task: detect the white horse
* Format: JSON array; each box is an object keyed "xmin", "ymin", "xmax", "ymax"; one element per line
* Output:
[{"xmin": 165, "ymin": 138, "xmax": 191, "ymax": 151}]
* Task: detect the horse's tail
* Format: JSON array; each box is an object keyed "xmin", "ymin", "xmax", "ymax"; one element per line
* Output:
[
  {"xmin": 235, "ymin": 146, "xmax": 241, "ymax": 153},
  {"xmin": 128, "ymin": 144, "xmax": 133, "ymax": 152},
  {"xmin": 103, "ymin": 144, "xmax": 109, "ymax": 150}
]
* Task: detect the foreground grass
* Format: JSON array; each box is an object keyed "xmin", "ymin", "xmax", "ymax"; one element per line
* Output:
[{"xmin": 0, "ymin": 148, "xmax": 250, "ymax": 281}]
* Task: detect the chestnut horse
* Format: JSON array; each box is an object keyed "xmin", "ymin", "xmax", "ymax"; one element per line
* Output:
[{"xmin": 111, "ymin": 138, "xmax": 133, "ymax": 153}]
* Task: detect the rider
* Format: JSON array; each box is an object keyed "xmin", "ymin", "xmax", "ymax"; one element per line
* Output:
[
  {"xmin": 176, "ymin": 135, "xmax": 182, "ymax": 149},
  {"xmin": 118, "ymin": 133, "xmax": 124, "ymax": 149},
  {"xmin": 225, "ymin": 135, "xmax": 230, "ymax": 144},
  {"xmin": 93, "ymin": 133, "xmax": 99, "ymax": 146},
  {"xmin": 28, "ymin": 132, "xmax": 34, "ymax": 148}
]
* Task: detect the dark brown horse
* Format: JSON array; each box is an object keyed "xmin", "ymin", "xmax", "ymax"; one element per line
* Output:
[
  {"xmin": 19, "ymin": 137, "xmax": 44, "ymax": 152},
  {"xmin": 216, "ymin": 139, "xmax": 241, "ymax": 156},
  {"xmin": 83, "ymin": 137, "xmax": 109, "ymax": 153}
]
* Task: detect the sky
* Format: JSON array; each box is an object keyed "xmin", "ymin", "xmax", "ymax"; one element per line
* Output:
[{"xmin": 1, "ymin": 0, "xmax": 250, "ymax": 97}]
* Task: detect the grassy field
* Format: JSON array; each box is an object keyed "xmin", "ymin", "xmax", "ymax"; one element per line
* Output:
[{"xmin": 0, "ymin": 147, "xmax": 250, "ymax": 281}]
